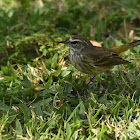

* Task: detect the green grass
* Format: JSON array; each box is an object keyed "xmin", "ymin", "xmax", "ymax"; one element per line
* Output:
[{"xmin": 0, "ymin": 0, "xmax": 140, "ymax": 139}]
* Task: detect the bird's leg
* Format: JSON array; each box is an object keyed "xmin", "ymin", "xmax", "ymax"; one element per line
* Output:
[
  {"xmin": 100, "ymin": 71, "xmax": 111, "ymax": 94},
  {"xmin": 90, "ymin": 76, "xmax": 95, "ymax": 83},
  {"xmin": 104, "ymin": 71, "xmax": 110, "ymax": 86},
  {"xmin": 79, "ymin": 76, "xmax": 95, "ymax": 96}
]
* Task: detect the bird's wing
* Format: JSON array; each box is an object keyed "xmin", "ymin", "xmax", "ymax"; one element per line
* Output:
[{"xmin": 84, "ymin": 47, "xmax": 130, "ymax": 67}]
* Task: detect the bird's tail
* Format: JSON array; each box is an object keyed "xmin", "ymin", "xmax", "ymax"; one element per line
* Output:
[
  {"xmin": 111, "ymin": 40, "xmax": 140, "ymax": 55},
  {"xmin": 128, "ymin": 40, "xmax": 140, "ymax": 47}
]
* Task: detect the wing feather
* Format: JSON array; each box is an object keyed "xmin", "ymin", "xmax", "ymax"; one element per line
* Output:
[{"xmin": 82, "ymin": 47, "xmax": 130, "ymax": 67}]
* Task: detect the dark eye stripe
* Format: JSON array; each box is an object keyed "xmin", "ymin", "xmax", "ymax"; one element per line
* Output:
[{"xmin": 71, "ymin": 41, "xmax": 78, "ymax": 44}]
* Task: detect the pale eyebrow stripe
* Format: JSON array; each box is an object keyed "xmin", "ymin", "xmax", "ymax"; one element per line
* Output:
[{"xmin": 69, "ymin": 37, "xmax": 82, "ymax": 42}]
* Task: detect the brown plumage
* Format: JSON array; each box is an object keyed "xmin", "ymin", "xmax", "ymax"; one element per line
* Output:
[{"xmin": 59, "ymin": 35, "xmax": 140, "ymax": 75}]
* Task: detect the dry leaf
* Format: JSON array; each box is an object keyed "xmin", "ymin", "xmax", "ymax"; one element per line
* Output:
[
  {"xmin": 90, "ymin": 40, "xmax": 102, "ymax": 47},
  {"xmin": 129, "ymin": 30, "xmax": 134, "ymax": 42}
]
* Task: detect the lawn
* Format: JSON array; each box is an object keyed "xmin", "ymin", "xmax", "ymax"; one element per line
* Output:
[{"xmin": 0, "ymin": 0, "xmax": 140, "ymax": 139}]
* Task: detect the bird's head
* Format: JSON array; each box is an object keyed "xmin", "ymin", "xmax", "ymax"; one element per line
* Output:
[{"xmin": 58, "ymin": 35, "xmax": 94, "ymax": 50}]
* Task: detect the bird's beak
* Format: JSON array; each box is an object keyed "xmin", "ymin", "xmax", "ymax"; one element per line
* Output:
[
  {"xmin": 58, "ymin": 41, "xmax": 66, "ymax": 44},
  {"xmin": 58, "ymin": 39, "xmax": 69, "ymax": 44}
]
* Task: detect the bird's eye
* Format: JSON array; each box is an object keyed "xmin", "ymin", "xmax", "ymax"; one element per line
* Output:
[{"xmin": 71, "ymin": 41, "xmax": 78, "ymax": 44}]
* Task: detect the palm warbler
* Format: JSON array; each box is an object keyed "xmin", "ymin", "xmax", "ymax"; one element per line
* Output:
[{"xmin": 59, "ymin": 35, "xmax": 140, "ymax": 75}]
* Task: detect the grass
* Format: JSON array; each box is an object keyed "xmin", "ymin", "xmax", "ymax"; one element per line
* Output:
[{"xmin": 0, "ymin": 0, "xmax": 140, "ymax": 139}]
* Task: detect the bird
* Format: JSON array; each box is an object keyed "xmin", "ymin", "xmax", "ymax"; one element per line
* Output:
[{"xmin": 58, "ymin": 35, "xmax": 140, "ymax": 76}]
